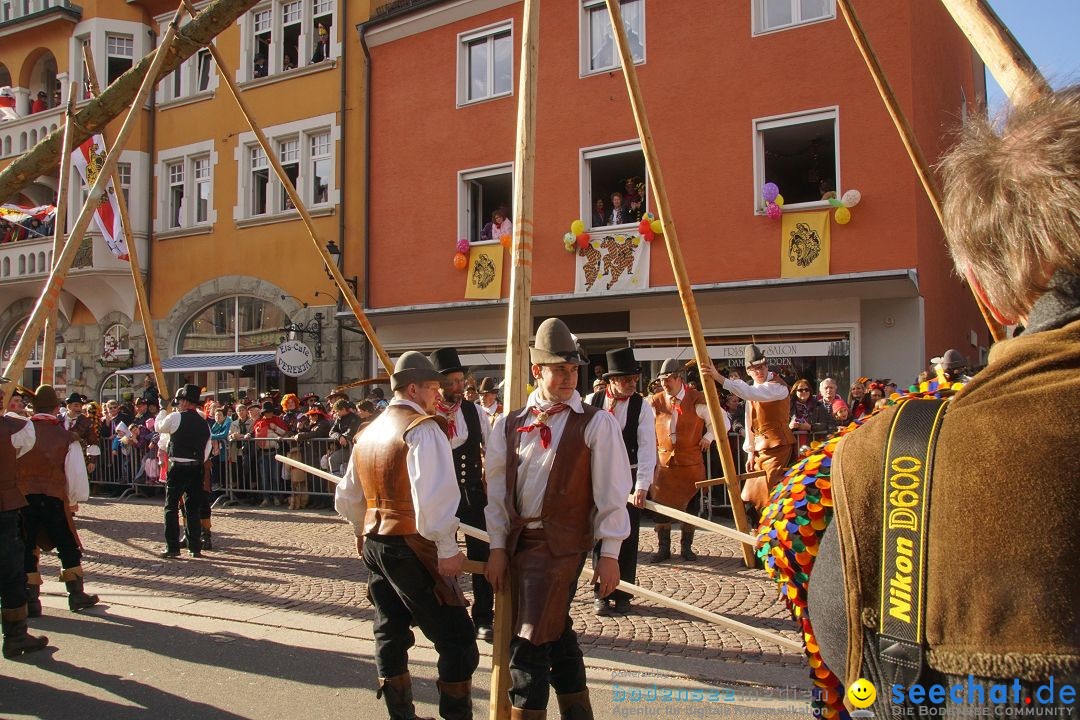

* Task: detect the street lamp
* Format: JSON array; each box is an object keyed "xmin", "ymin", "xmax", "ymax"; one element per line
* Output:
[{"xmin": 324, "ymin": 240, "xmax": 358, "ymax": 295}]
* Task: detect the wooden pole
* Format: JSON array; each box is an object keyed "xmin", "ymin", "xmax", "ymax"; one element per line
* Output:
[
  {"xmin": 643, "ymin": 500, "xmax": 755, "ymax": 547},
  {"xmin": 605, "ymin": 0, "xmax": 755, "ymax": 567},
  {"xmin": 939, "ymin": 0, "xmax": 1049, "ymax": 108},
  {"xmin": 1, "ymin": 2, "xmax": 187, "ymax": 404},
  {"xmin": 40, "ymin": 90, "xmax": 78, "ymax": 385},
  {"xmin": 179, "ymin": 0, "xmax": 391, "ymax": 374},
  {"xmin": 274, "ymin": 454, "xmax": 798, "ymax": 653},
  {"xmin": 836, "ymin": 0, "xmax": 1003, "ymax": 343},
  {"xmin": 82, "ymin": 45, "xmax": 169, "ymax": 400},
  {"xmin": 488, "ymin": 1, "xmax": 540, "ymax": 716}
]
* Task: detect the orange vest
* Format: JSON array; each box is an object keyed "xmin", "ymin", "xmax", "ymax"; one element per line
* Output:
[
  {"xmin": 0, "ymin": 417, "xmax": 28, "ymax": 512},
  {"xmin": 748, "ymin": 376, "xmax": 795, "ymax": 450},
  {"xmin": 16, "ymin": 417, "xmax": 72, "ymax": 501},
  {"xmin": 649, "ymin": 386, "xmax": 706, "ymax": 467}
]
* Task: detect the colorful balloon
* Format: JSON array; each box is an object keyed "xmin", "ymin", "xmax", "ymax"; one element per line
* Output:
[
  {"xmin": 500, "ymin": 234, "xmax": 512, "ymax": 248},
  {"xmin": 576, "ymin": 233, "xmax": 590, "ymax": 248},
  {"xmin": 766, "ymin": 202, "xmax": 783, "ymax": 220},
  {"xmin": 774, "ymin": 194, "xmax": 785, "ymax": 207},
  {"xmin": 456, "ymin": 238, "xmax": 469, "ymax": 254},
  {"xmin": 841, "ymin": 189, "xmax": 861, "ymax": 208},
  {"xmin": 453, "ymin": 252, "xmax": 468, "ymax": 269},
  {"xmin": 570, "ymin": 219, "xmax": 585, "ymax": 236},
  {"xmin": 762, "ymin": 182, "xmax": 780, "ymax": 202},
  {"xmin": 638, "ymin": 219, "xmax": 651, "ymax": 234},
  {"xmin": 827, "ymin": 197, "xmax": 844, "ymax": 208},
  {"xmin": 834, "ymin": 206, "xmax": 852, "ymax": 225},
  {"xmin": 650, "ymin": 220, "xmax": 663, "ymax": 235}
]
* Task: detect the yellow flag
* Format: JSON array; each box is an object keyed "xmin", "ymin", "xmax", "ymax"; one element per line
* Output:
[
  {"xmin": 464, "ymin": 245, "xmax": 503, "ymax": 299},
  {"xmin": 780, "ymin": 211, "xmax": 830, "ymax": 278}
]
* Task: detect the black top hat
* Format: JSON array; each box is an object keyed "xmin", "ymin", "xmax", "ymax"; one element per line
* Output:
[
  {"xmin": 745, "ymin": 343, "xmax": 767, "ymax": 367},
  {"xmin": 391, "ymin": 351, "xmax": 445, "ymax": 391},
  {"xmin": 602, "ymin": 347, "xmax": 641, "ymax": 379},
  {"xmin": 260, "ymin": 401, "xmax": 276, "ymax": 414},
  {"xmin": 65, "ymin": 392, "xmax": 84, "ymax": 406},
  {"xmin": 477, "ymin": 377, "xmax": 498, "ymax": 394},
  {"xmin": 530, "ymin": 318, "xmax": 588, "ymax": 365},
  {"xmin": 429, "ymin": 347, "xmax": 467, "ymax": 376},
  {"xmin": 175, "ymin": 384, "xmax": 201, "ymax": 404}
]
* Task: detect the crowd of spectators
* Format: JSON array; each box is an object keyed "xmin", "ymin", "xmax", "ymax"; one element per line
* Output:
[{"xmin": 0, "ymin": 213, "xmax": 54, "ymax": 244}]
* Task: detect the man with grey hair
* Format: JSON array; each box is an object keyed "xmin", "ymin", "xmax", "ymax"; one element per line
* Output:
[{"xmin": 787, "ymin": 87, "xmax": 1080, "ymax": 714}]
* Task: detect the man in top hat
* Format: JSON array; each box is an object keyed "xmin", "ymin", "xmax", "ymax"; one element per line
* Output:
[
  {"xmin": 0, "ymin": 377, "xmax": 49, "ymax": 658},
  {"xmin": 485, "ymin": 318, "xmax": 632, "ymax": 719},
  {"xmin": 335, "ymin": 351, "xmax": 478, "ymax": 720},
  {"xmin": 646, "ymin": 358, "xmax": 722, "ymax": 563},
  {"xmin": 16, "ymin": 385, "xmax": 97, "ymax": 614},
  {"xmin": 429, "ymin": 347, "xmax": 494, "ymax": 642},
  {"xmin": 702, "ymin": 344, "xmax": 793, "ymax": 516},
  {"xmin": 476, "ymin": 377, "xmax": 502, "ymax": 428},
  {"xmin": 61, "ymin": 391, "xmax": 101, "ymax": 475},
  {"xmin": 584, "ymin": 347, "xmax": 657, "ymax": 615},
  {"xmin": 155, "ymin": 384, "xmax": 212, "ymax": 557}
]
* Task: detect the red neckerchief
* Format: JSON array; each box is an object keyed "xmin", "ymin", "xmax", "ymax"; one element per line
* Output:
[
  {"xmin": 435, "ymin": 399, "xmax": 460, "ymax": 440},
  {"xmin": 605, "ymin": 389, "xmax": 630, "ymax": 414},
  {"xmin": 32, "ymin": 413, "xmax": 62, "ymax": 425},
  {"xmin": 516, "ymin": 403, "xmax": 569, "ymax": 449},
  {"xmin": 668, "ymin": 393, "xmax": 683, "ymax": 415}
]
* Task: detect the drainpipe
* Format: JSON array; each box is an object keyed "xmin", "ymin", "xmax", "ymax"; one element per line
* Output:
[
  {"xmin": 358, "ymin": 21, "xmax": 372, "ymax": 381},
  {"xmin": 145, "ymin": 26, "xmax": 157, "ymax": 302},
  {"xmin": 335, "ymin": 0, "xmax": 348, "ymax": 384}
]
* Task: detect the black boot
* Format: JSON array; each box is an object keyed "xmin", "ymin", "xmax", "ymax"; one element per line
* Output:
[
  {"xmin": 649, "ymin": 526, "xmax": 671, "ymax": 563},
  {"xmin": 680, "ymin": 526, "xmax": 698, "ymax": 561},
  {"xmin": 377, "ymin": 673, "xmax": 434, "ymax": 720},
  {"xmin": 64, "ymin": 577, "xmax": 100, "ymax": 612},
  {"xmin": 26, "ymin": 585, "xmax": 42, "ymax": 618},
  {"xmin": 436, "ymin": 679, "xmax": 473, "ymax": 720},
  {"xmin": 556, "ymin": 689, "xmax": 594, "ymax": 720},
  {"xmin": 201, "ymin": 528, "xmax": 213, "ymax": 551},
  {"xmin": 2, "ymin": 606, "xmax": 49, "ymax": 659}
]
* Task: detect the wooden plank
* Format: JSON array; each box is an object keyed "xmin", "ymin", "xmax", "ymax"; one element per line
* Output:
[{"xmin": 643, "ymin": 500, "xmax": 755, "ymax": 547}]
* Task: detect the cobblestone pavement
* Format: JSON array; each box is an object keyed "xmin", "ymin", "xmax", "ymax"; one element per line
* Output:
[{"xmin": 58, "ymin": 496, "xmax": 804, "ymax": 670}]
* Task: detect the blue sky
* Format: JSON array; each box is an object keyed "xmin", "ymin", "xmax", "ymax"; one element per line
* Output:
[{"xmin": 984, "ymin": 0, "xmax": 1080, "ymax": 111}]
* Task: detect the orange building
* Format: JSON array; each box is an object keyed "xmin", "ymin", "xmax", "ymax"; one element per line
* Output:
[
  {"xmin": 2, "ymin": 0, "xmax": 381, "ymax": 402},
  {"xmin": 353, "ymin": 0, "xmax": 991, "ymax": 391}
]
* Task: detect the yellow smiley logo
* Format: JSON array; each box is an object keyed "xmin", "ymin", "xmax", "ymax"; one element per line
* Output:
[{"xmin": 847, "ymin": 678, "xmax": 877, "ymax": 709}]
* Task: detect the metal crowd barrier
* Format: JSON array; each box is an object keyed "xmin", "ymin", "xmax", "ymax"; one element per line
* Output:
[{"xmin": 214, "ymin": 436, "xmax": 342, "ymax": 508}]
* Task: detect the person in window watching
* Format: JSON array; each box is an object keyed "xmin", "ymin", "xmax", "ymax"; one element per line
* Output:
[
  {"xmin": 490, "ymin": 207, "xmax": 512, "ymax": 244},
  {"xmin": 622, "ymin": 178, "xmax": 644, "ymax": 220},
  {"xmin": 253, "ymin": 55, "xmax": 268, "ymax": 78},
  {"xmin": 608, "ymin": 192, "xmax": 632, "ymax": 225},
  {"xmin": 591, "ymin": 197, "xmax": 607, "ymax": 228}
]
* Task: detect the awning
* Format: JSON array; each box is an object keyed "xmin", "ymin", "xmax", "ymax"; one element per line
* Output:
[{"xmin": 115, "ymin": 353, "xmax": 276, "ymax": 376}]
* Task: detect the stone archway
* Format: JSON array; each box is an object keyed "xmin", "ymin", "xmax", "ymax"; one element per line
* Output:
[{"xmin": 0, "ymin": 62, "xmax": 12, "ymax": 88}]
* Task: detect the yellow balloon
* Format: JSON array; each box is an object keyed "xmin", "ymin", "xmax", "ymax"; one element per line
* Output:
[
  {"xmin": 650, "ymin": 220, "xmax": 662, "ymax": 235},
  {"xmin": 835, "ymin": 206, "xmax": 852, "ymax": 225},
  {"xmin": 570, "ymin": 219, "xmax": 585, "ymax": 236},
  {"xmin": 775, "ymin": 194, "xmax": 785, "ymax": 207}
]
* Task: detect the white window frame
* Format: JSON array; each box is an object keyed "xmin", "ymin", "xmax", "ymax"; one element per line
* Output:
[
  {"xmin": 233, "ymin": 113, "xmax": 339, "ymax": 222},
  {"xmin": 193, "ymin": 156, "xmax": 212, "ymax": 224},
  {"xmin": 161, "ymin": 47, "xmax": 217, "ymax": 104},
  {"xmin": 579, "ymin": 0, "xmax": 645, "ymax": 77},
  {"xmin": 309, "ymin": 131, "xmax": 332, "ymax": 206},
  {"xmin": 457, "ymin": 162, "xmax": 513, "ymax": 246},
  {"xmin": 155, "ymin": 140, "xmax": 217, "ymax": 233},
  {"xmin": 752, "ymin": 0, "xmax": 835, "ymax": 37},
  {"xmin": 456, "ymin": 20, "xmax": 514, "ymax": 108},
  {"xmin": 105, "ymin": 32, "xmax": 134, "ymax": 84},
  {"xmin": 238, "ymin": 0, "xmax": 339, "ymax": 82},
  {"xmin": 166, "ymin": 161, "xmax": 185, "ymax": 229},
  {"xmin": 752, "ymin": 106, "xmax": 840, "ymax": 214},
  {"xmin": 580, "ymin": 139, "xmax": 647, "ymax": 231}
]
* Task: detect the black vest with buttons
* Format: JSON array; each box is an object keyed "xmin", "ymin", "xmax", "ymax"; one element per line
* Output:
[
  {"xmin": 454, "ymin": 401, "xmax": 484, "ymax": 491},
  {"xmin": 589, "ymin": 391, "xmax": 641, "ymax": 466},
  {"xmin": 168, "ymin": 409, "xmax": 211, "ymax": 462}
]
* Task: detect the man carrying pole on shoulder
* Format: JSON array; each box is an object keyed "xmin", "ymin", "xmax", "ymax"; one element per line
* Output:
[
  {"xmin": 485, "ymin": 318, "xmax": 632, "ymax": 720},
  {"xmin": 334, "ymin": 351, "xmax": 478, "ymax": 720}
]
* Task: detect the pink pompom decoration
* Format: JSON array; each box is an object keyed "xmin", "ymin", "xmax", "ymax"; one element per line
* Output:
[
  {"xmin": 766, "ymin": 202, "xmax": 782, "ymax": 219},
  {"xmin": 456, "ymin": 238, "xmax": 469, "ymax": 253}
]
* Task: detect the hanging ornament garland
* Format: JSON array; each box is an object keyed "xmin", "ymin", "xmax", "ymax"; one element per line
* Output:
[
  {"xmin": 453, "ymin": 237, "xmax": 469, "ymax": 270},
  {"xmin": 827, "ymin": 188, "xmax": 861, "ymax": 225}
]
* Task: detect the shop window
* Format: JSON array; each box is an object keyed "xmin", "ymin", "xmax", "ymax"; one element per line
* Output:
[
  {"xmin": 582, "ymin": 142, "xmax": 648, "ymax": 230},
  {"xmin": 582, "ymin": 0, "xmax": 644, "ymax": 75},
  {"xmin": 458, "ymin": 22, "xmax": 513, "ymax": 106},
  {"xmin": 178, "ymin": 296, "xmax": 288, "ymax": 354},
  {"xmin": 459, "ymin": 164, "xmax": 513, "ymax": 244},
  {"xmin": 754, "ymin": 107, "xmax": 838, "ymax": 210},
  {"xmin": 753, "ymin": 0, "xmax": 834, "ymax": 35}
]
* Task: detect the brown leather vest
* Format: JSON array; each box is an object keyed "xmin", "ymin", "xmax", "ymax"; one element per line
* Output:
[
  {"xmin": 354, "ymin": 404, "xmax": 439, "ymax": 536},
  {"xmin": 649, "ymin": 386, "xmax": 706, "ymax": 467},
  {"xmin": 0, "ymin": 417, "xmax": 29, "ymax": 512},
  {"xmin": 749, "ymin": 377, "xmax": 795, "ymax": 450},
  {"xmin": 504, "ymin": 404, "xmax": 597, "ymax": 557},
  {"xmin": 16, "ymin": 417, "xmax": 72, "ymax": 501}
]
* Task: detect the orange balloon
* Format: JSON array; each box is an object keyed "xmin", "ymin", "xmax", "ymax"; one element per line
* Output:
[
  {"xmin": 500, "ymin": 234, "xmax": 512, "ymax": 248},
  {"xmin": 453, "ymin": 252, "xmax": 467, "ymax": 270}
]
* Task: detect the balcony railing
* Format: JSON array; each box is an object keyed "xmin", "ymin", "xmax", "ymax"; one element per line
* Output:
[
  {"xmin": 0, "ymin": 232, "xmax": 147, "ymax": 283},
  {"xmin": 0, "ymin": 105, "xmax": 63, "ymax": 160}
]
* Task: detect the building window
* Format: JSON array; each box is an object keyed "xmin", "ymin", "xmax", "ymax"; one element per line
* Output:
[
  {"xmin": 459, "ymin": 164, "xmax": 512, "ymax": 243},
  {"xmin": 167, "ymin": 161, "xmax": 184, "ymax": 229},
  {"xmin": 582, "ymin": 0, "xmax": 644, "ymax": 75},
  {"xmin": 754, "ymin": 107, "xmax": 838, "ymax": 210},
  {"xmin": 457, "ymin": 22, "xmax": 513, "ymax": 106},
  {"xmin": 582, "ymin": 142, "xmax": 648, "ymax": 230},
  {"xmin": 240, "ymin": 123, "xmax": 334, "ymax": 219},
  {"xmin": 310, "ymin": 132, "xmax": 330, "ymax": 205},
  {"xmin": 178, "ymin": 296, "xmax": 288, "ymax": 354},
  {"xmin": 106, "ymin": 34, "xmax": 134, "ymax": 85},
  {"xmin": 753, "ymin": 0, "xmax": 834, "ymax": 35},
  {"xmin": 246, "ymin": 0, "xmax": 336, "ymax": 80},
  {"xmin": 194, "ymin": 157, "xmax": 211, "ymax": 223},
  {"xmin": 73, "ymin": 160, "xmax": 131, "ymax": 227},
  {"xmin": 163, "ymin": 47, "xmax": 214, "ymax": 103}
]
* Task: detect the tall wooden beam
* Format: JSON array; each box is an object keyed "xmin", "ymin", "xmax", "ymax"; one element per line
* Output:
[
  {"xmin": 605, "ymin": 0, "xmax": 756, "ymax": 567},
  {"xmin": 179, "ymin": 0, "xmax": 392, "ymax": 374},
  {"xmin": 83, "ymin": 45, "xmax": 169, "ymax": 400},
  {"xmin": 1, "ymin": 2, "xmax": 186, "ymax": 403}
]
